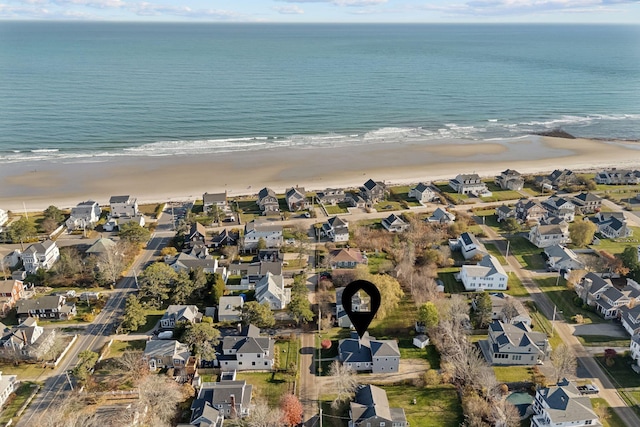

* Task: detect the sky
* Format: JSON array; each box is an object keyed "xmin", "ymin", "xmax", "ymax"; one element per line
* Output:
[{"xmin": 1, "ymin": 0, "xmax": 639, "ymax": 23}]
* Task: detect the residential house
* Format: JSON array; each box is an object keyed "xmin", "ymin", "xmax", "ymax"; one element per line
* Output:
[
  {"xmin": 630, "ymin": 334, "xmax": 640, "ymax": 370},
  {"xmin": 255, "ymin": 272, "xmax": 290, "ymax": 310},
  {"xmin": 594, "ymin": 168, "xmax": 640, "ymax": 185},
  {"xmin": 0, "ymin": 209, "xmax": 8, "ymax": 228},
  {"xmin": 182, "ymin": 401, "xmax": 224, "ymax": 427},
  {"xmin": 285, "ymin": 187, "xmax": 310, "ymax": 211},
  {"xmin": 339, "ymin": 331, "xmax": 400, "ymax": 373},
  {"xmin": 542, "ymin": 197, "xmax": 576, "ymax": 222},
  {"xmin": 330, "ymin": 248, "xmax": 367, "ymax": 269},
  {"xmin": 316, "ymin": 188, "xmax": 346, "ymax": 206},
  {"xmin": 473, "ymin": 293, "xmax": 532, "ymax": 326},
  {"xmin": 349, "ymin": 384, "xmax": 408, "ymax": 427},
  {"xmin": 0, "ymin": 280, "xmax": 23, "ymax": 317},
  {"xmin": 479, "ymin": 320, "xmax": 549, "ymax": 365},
  {"xmin": 495, "ymin": 169, "xmax": 524, "ymax": 190},
  {"xmin": 514, "ymin": 199, "xmax": 548, "ymax": 224},
  {"xmin": 381, "ymin": 214, "xmax": 409, "ymax": 233},
  {"xmin": 448, "ymin": 173, "xmax": 489, "ymax": 195},
  {"xmin": 257, "ymin": 249, "xmax": 281, "ymax": 263},
  {"xmin": 218, "ymin": 324, "xmax": 275, "ymax": 371},
  {"xmin": 2, "ymin": 250, "xmax": 21, "ymax": 269},
  {"xmin": 16, "ymin": 295, "xmax": 76, "ymax": 321},
  {"xmin": 0, "ymin": 318, "xmax": 56, "ymax": 361},
  {"xmin": 536, "ymin": 169, "xmax": 579, "ymax": 189},
  {"xmin": 620, "ymin": 305, "xmax": 640, "ymax": 336},
  {"xmin": 66, "ymin": 200, "xmax": 101, "ymax": 231},
  {"xmin": 408, "ymin": 183, "xmax": 437, "ymax": 203},
  {"xmin": 335, "ymin": 287, "xmax": 371, "ymax": 328},
  {"xmin": 427, "ymin": 208, "xmax": 455, "ymax": 224},
  {"xmin": 160, "ymin": 305, "xmax": 202, "ymax": 329},
  {"xmin": 256, "ymin": 188, "xmax": 279, "ymax": 214},
  {"xmin": 449, "ymin": 232, "xmax": 487, "ymax": 260},
  {"xmin": 496, "ymin": 205, "xmax": 516, "ymax": 222},
  {"xmin": 218, "ymin": 296, "xmax": 243, "ymax": 322},
  {"xmin": 211, "ymin": 229, "xmax": 239, "ymax": 249},
  {"xmin": 590, "ymin": 212, "xmax": 633, "ymax": 238},
  {"xmin": 103, "ymin": 214, "xmax": 145, "ymax": 232},
  {"xmin": 84, "ymin": 238, "xmax": 117, "ymax": 256},
  {"xmin": 227, "ymin": 261, "xmax": 282, "ymax": 290},
  {"xmin": 193, "ymin": 377, "xmax": 252, "ymax": 419},
  {"xmin": 187, "ymin": 222, "xmax": 208, "ymax": 247},
  {"xmin": 459, "ymin": 255, "xmax": 508, "ymax": 292},
  {"xmin": 345, "ymin": 192, "xmax": 367, "ymax": 209},
  {"xmin": 594, "ymin": 283, "xmax": 640, "ymax": 320},
  {"xmin": 203, "ymin": 192, "xmax": 229, "ymax": 212},
  {"xmin": 144, "ymin": 340, "xmax": 191, "ymax": 371},
  {"xmin": 530, "ymin": 378, "xmax": 602, "ymax": 427},
  {"xmin": 360, "ymin": 179, "xmax": 387, "ymax": 205},
  {"xmin": 21, "ymin": 240, "xmax": 60, "ymax": 274},
  {"xmin": 528, "ymin": 222, "xmax": 570, "ymax": 248},
  {"xmin": 322, "ymin": 216, "xmax": 349, "ymax": 243},
  {"xmin": 574, "ymin": 272, "xmax": 614, "ymax": 306},
  {"xmin": 572, "ymin": 192, "xmax": 603, "ymax": 214},
  {"xmin": 242, "ymin": 221, "xmax": 283, "ymax": 252},
  {"xmin": 0, "ymin": 372, "xmax": 17, "ymax": 409},
  {"xmin": 168, "ymin": 253, "xmax": 221, "ymax": 275},
  {"xmin": 544, "ymin": 245, "xmax": 585, "ymax": 272},
  {"xmin": 109, "ymin": 195, "xmax": 138, "ymax": 218}
]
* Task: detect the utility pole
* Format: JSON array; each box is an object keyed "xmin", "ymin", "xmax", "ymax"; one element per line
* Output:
[{"xmin": 505, "ymin": 239, "xmax": 510, "ymax": 259}]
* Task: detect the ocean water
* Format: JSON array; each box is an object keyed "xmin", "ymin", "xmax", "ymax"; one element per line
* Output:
[{"xmin": 0, "ymin": 22, "xmax": 638, "ymax": 164}]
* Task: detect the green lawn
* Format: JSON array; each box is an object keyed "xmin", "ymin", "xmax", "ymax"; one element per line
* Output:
[
  {"xmin": 236, "ymin": 372, "xmax": 293, "ymax": 407},
  {"xmin": 0, "ymin": 362, "xmax": 50, "ymax": 381},
  {"xmin": 275, "ymin": 337, "xmax": 300, "ymax": 372},
  {"xmin": 369, "ymin": 297, "xmax": 417, "ymax": 338},
  {"xmin": 591, "ymin": 398, "xmax": 627, "ymax": 427},
  {"xmin": 131, "ymin": 309, "xmax": 165, "ymax": 333},
  {"xmin": 577, "ymin": 335, "xmax": 630, "ymax": 347},
  {"xmin": 373, "ymin": 201, "xmax": 406, "ymax": 212},
  {"xmin": 526, "ymin": 301, "xmax": 563, "ymax": 348},
  {"xmin": 595, "ymin": 354, "xmax": 640, "ymax": 388},
  {"xmin": 485, "ymin": 243, "xmax": 507, "ymax": 265},
  {"xmin": 505, "ymin": 274, "xmax": 529, "ymax": 297},
  {"xmin": 367, "ymin": 253, "xmax": 392, "ymax": 274},
  {"xmin": 325, "ymin": 204, "xmax": 349, "ymax": 215},
  {"xmin": 437, "ymin": 268, "xmax": 464, "ymax": 293},
  {"xmin": 0, "ymin": 382, "xmax": 37, "ymax": 425},
  {"xmin": 480, "ymin": 183, "xmax": 523, "ymax": 203},
  {"xmin": 535, "ymin": 277, "xmax": 603, "ymax": 325},
  {"xmin": 493, "ymin": 366, "xmax": 532, "ymax": 383},
  {"xmin": 507, "ymin": 236, "xmax": 547, "ymax": 270},
  {"xmin": 395, "ymin": 339, "xmax": 440, "ymax": 369},
  {"xmin": 107, "ymin": 339, "xmax": 147, "ymax": 358},
  {"xmin": 384, "ymin": 384, "xmax": 463, "ymax": 427},
  {"xmin": 434, "ymin": 183, "xmax": 469, "ymax": 204},
  {"xmin": 590, "ymin": 229, "xmax": 640, "ymax": 254}
]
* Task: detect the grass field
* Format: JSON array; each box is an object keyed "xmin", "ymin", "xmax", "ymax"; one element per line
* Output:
[
  {"xmin": 485, "ymin": 243, "xmax": 507, "ymax": 265},
  {"xmin": 480, "ymin": 183, "xmax": 523, "ymax": 203},
  {"xmin": 595, "ymin": 354, "xmax": 640, "ymax": 388},
  {"xmin": 507, "ymin": 236, "xmax": 547, "ymax": 270},
  {"xmin": 577, "ymin": 335, "xmax": 630, "ymax": 347},
  {"xmin": 373, "ymin": 201, "xmax": 406, "ymax": 212},
  {"xmin": 384, "ymin": 384, "xmax": 463, "ymax": 427},
  {"xmin": 589, "ymin": 227, "xmax": 640, "ymax": 254},
  {"xmin": 325, "ymin": 204, "xmax": 349, "ymax": 215},
  {"xmin": 107, "ymin": 339, "xmax": 147, "ymax": 358},
  {"xmin": 131, "ymin": 308, "xmax": 165, "ymax": 333},
  {"xmin": 591, "ymin": 398, "xmax": 627, "ymax": 427},
  {"xmin": 434, "ymin": 183, "xmax": 469, "ymax": 204},
  {"xmin": 505, "ymin": 274, "xmax": 529, "ymax": 298},
  {"xmin": 0, "ymin": 382, "xmax": 37, "ymax": 425},
  {"xmin": 437, "ymin": 268, "xmax": 464, "ymax": 293},
  {"xmin": 236, "ymin": 371, "xmax": 293, "ymax": 407},
  {"xmin": 535, "ymin": 277, "xmax": 603, "ymax": 325},
  {"xmin": 493, "ymin": 366, "xmax": 532, "ymax": 383}
]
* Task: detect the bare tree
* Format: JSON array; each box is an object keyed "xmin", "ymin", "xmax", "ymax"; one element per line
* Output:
[
  {"xmin": 138, "ymin": 374, "xmax": 184, "ymax": 426},
  {"xmin": 96, "ymin": 242, "xmax": 126, "ymax": 287},
  {"xmin": 115, "ymin": 350, "xmax": 149, "ymax": 382},
  {"xmin": 329, "ymin": 360, "xmax": 359, "ymax": 408},
  {"xmin": 551, "ymin": 344, "xmax": 577, "ymax": 383},
  {"xmin": 243, "ymin": 401, "xmax": 285, "ymax": 427},
  {"xmin": 491, "ymin": 399, "xmax": 521, "ymax": 427}
]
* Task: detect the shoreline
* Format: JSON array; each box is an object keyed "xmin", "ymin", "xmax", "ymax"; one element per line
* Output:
[{"xmin": 2, "ymin": 135, "xmax": 640, "ymax": 211}]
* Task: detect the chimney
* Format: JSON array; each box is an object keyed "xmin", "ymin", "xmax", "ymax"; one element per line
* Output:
[
  {"xmin": 229, "ymin": 394, "xmax": 237, "ymax": 419},
  {"xmin": 21, "ymin": 330, "xmax": 28, "ymax": 344}
]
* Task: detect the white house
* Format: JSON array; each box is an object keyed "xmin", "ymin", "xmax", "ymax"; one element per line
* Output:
[
  {"xmin": 621, "ymin": 305, "xmax": 640, "ymax": 336},
  {"xmin": 544, "ymin": 245, "xmax": 585, "ymax": 272},
  {"xmin": 381, "ymin": 214, "xmax": 409, "ymax": 233},
  {"xmin": 109, "ymin": 195, "xmax": 138, "ymax": 218},
  {"xmin": 590, "ymin": 212, "xmax": 633, "ymax": 239},
  {"xmin": 242, "ymin": 221, "xmax": 283, "ymax": 252},
  {"xmin": 449, "ymin": 232, "xmax": 487, "ymax": 260},
  {"xmin": 143, "ymin": 340, "xmax": 191, "ymax": 371},
  {"xmin": 459, "ymin": 255, "xmax": 508, "ymax": 291},
  {"xmin": 408, "ymin": 183, "xmax": 437, "ymax": 203},
  {"xmin": 255, "ymin": 272, "xmax": 291, "ymax": 310},
  {"xmin": 427, "ymin": 208, "xmax": 455, "ymax": 224},
  {"xmin": 449, "ymin": 173, "xmax": 490, "ymax": 196},
  {"xmin": 322, "ymin": 216, "xmax": 349, "ymax": 243},
  {"xmin": 0, "ymin": 209, "xmax": 8, "ymax": 228},
  {"xmin": 495, "ymin": 169, "xmax": 524, "ymax": 191},
  {"xmin": 203, "ymin": 191, "xmax": 229, "ymax": 212},
  {"xmin": 218, "ymin": 325, "xmax": 275, "ymax": 371},
  {"xmin": 285, "ymin": 187, "xmax": 310, "ymax": 211},
  {"xmin": 630, "ymin": 334, "xmax": 640, "ymax": 370},
  {"xmin": 0, "ymin": 371, "xmax": 17, "ymax": 409},
  {"xmin": 594, "ymin": 168, "xmax": 640, "ymax": 185},
  {"xmin": 542, "ymin": 197, "xmax": 576, "ymax": 222},
  {"xmin": 530, "ymin": 379, "xmax": 602, "ymax": 427},
  {"xmin": 66, "ymin": 200, "xmax": 101, "ymax": 231},
  {"xmin": 21, "ymin": 240, "xmax": 60, "ymax": 274},
  {"xmin": 528, "ymin": 222, "xmax": 570, "ymax": 248}
]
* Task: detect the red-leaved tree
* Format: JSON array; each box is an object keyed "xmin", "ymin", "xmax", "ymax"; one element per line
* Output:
[{"xmin": 280, "ymin": 394, "xmax": 303, "ymax": 426}]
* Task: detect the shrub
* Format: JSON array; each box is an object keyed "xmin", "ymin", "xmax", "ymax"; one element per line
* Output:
[{"xmin": 423, "ymin": 369, "xmax": 441, "ymax": 386}]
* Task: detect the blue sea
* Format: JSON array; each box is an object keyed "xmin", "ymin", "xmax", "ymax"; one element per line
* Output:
[{"xmin": 0, "ymin": 22, "xmax": 638, "ymax": 164}]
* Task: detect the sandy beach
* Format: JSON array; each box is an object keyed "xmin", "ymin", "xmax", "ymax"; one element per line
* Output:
[{"xmin": 1, "ymin": 135, "xmax": 640, "ymax": 211}]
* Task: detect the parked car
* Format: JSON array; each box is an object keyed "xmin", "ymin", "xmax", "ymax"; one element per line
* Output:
[{"xmin": 577, "ymin": 384, "xmax": 599, "ymax": 395}]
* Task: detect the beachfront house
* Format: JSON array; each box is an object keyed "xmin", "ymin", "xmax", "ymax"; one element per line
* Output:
[
  {"xmin": 322, "ymin": 216, "xmax": 349, "ymax": 243},
  {"xmin": 109, "ymin": 195, "xmax": 138, "ymax": 218},
  {"xmin": 203, "ymin": 191, "xmax": 229, "ymax": 212},
  {"xmin": 544, "ymin": 245, "xmax": 585, "ymax": 272},
  {"xmin": 530, "ymin": 379, "xmax": 602, "ymax": 427},
  {"xmin": 316, "ymin": 188, "xmax": 347, "ymax": 206},
  {"xmin": 0, "ymin": 209, "xmax": 8, "ymax": 228},
  {"xmin": 408, "ymin": 183, "xmax": 437, "ymax": 203},
  {"xmin": 479, "ymin": 320, "xmax": 549, "ymax": 366},
  {"xmin": 339, "ymin": 331, "xmax": 400, "ymax": 373},
  {"xmin": 242, "ymin": 221, "xmax": 283, "ymax": 252},
  {"xmin": 449, "ymin": 232, "xmax": 488, "ymax": 260},
  {"xmin": 594, "ymin": 168, "xmax": 640, "ymax": 185},
  {"xmin": 459, "ymin": 255, "xmax": 508, "ymax": 291},
  {"xmin": 590, "ymin": 212, "xmax": 633, "ymax": 238},
  {"xmin": 256, "ymin": 188, "xmax": 279, "ymax": 214},
  {"xmin": 21, "ymin": 240, "xmax": 60, "ymax": 274},
  {"xmin": 65, "ymin": 200, "xmax": 101, "ymax": 231},
  {"xmin": 349, "ymin": 385, "xmax": 408, "ymax": 427},
  {"xmin": 448, "ymin": 173, "xmax": 489, "ymax": 195},
  {"xmin": 381, "ymin": 214, "xmax": 409, "ymax": 233},
  {"xmin": 360, "ymin": 179, "xmax": 387, "ymax": 205},
  {"xmin": 528, "ymin": 222, "xmax": 570, "ymax": 248},
  {"xmin": 495, "ymin": 169, "xmax": 524, "ymax": 190},
  {"xmin": 536, "ymin": 169, "xmax": 580, "ymax": 190},
  {"xmin": 285, "ymin": 187, "xmax": 310, "ymax": 211}
]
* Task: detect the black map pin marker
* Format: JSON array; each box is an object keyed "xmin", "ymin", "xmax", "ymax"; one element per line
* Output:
[{"xmin": 342, "ymin": 279, "xmax": 381, "ymax": 339}]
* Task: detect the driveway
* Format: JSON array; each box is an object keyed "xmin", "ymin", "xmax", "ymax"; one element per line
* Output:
[{"xmin": 571, "ymin": 323, "xmax": 628, "ymax": 337}]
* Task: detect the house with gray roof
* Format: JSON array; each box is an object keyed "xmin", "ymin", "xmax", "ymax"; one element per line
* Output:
[
  {"xmin": 322, "ymin": 216, "xmax": 349, "ymax": 243},
  {"xmin": 109, "ymin": 195, "xmax": 138, "ymax": 218},
  {"xmin": 427, "ymin": 207, "xmax": 455, "ymax": 224},
  {"xmin": 544, "ymin": 245, "xmax": 584, "ymax": 272},
  {"xmin": 144, "ymin": 340, "xmax": 191, "ymax": 371},
  {"xmin": 168, "ymin": 253, "xmax": 221, "ymax": 275},
  {"xmin": 0, "ymin": 372, "xmax": 17, "ymax": 409},
  {"xmin": 255, "ymin": 272, "xmax": 290, "ymax": 310},
  {"xmin": 495, "ymin": 169, "xmax": 524, "ymax": 190},
  {"xmin": 0, "ymin": 318, "xmax": 56, "ymax": 361},
  {"xmin": 408, "ymin": 182, "xmax": 437, "ymax": 203},
  {"xmin": 66, "ymin": 200, "xmax": 101, "ymax": 231},
  {"xmin": 528, "ymin": 222, "xmax": 570, "ymax": 248},
  {"xmin": 227, "ymin": 261, "xmax": 282, "ymax": 290},
  {"xmin": 574, "ymin": 272, "xmax": 613, "ymax": 306},
  {"xmin": 594, "ymin": 168, "xmax": 640, "ymax": 185},
  {"xmin": 630, "ymin": 333, "xmax": 640, "ymax": 370},
  {"xmin": 535, "ymin": 169, "xmax": 579, "ymax": 190},
  {"xmin": 621, "ymin": 305, "xmax": 640, "ymax": 336},
  {"xmin": 21, "ymin": 240, "xmax": 59, "ymax": 274},
  {"xmin": 530, "ymin": 378, "xmax": 602, "ymax": 427},
  {"xmin": 479, "ymin": 320, "xmax": 549, "ymax": 365},
  {"xmin": 339, "ymin": 332, "xmax": 400, "ymax": 373},
  {"xmin": 285, "ymin": 187, "xmax": 310, "ymax": 211},
  {"xmin": 349, "ymin": 384, "xmax": 408, "ymax": 427},
  {"xmin": 572, "ymin": 192, "xmax": 603, "ymax": 214},
  {"xmin": 242, "ymin": 220, "xmax": 283, "ymax": 252},
  {"xmin": 590, "ymin": 212, "xmax": 633, "ymax": 239},
  {"xmin": 515, "ymin": 199, "xmax": 548, "ymax": 224},
  {"xmin": 316, "ymin": 188, "xmax": 346, "ymax": 206},
  {"xmin": 256, "ymin": 188, "xmax": 279, "ymax": 214},
  {"xmin": 16, "ymin": 295, "xmax": 76, "ymax": 321},
  {"xmin": 459, "ymin": 255, "xmax": 508, "ymax": 292},
  {"xmin": 193, "ymin": 377, "xmax": 252, "ymax": 420},
  {"xmin": 473, "ymin": 293, "xmax": 531, "ymax": 327},
  {"xmin": 85, "ymin": 238, "xmax": 117, "ymax": 256},
  {"xmin": 180, "ymin": 401, "xmax": 223, "ymax": 427},
  {"xmin": 449, "ymin": 173, "xmax": 489, "ymax": 196},
  {"xmin": 360, "ymin": 179, "xmax": 387, "ymax": 205},
  {"xmin": 381, "ymin": 214, "xmax": 409, "ymax": 233},
  {"xmin": 496, "ymin": 205, "xmax": 515, "ymax": 222},
  {"xmin": 160, "ymin": 305, "xmax": 202, "ymax": 329},
  {"xmin": 218, "ymin": 325, "xmax": 275, "ymax": 371},
  {"xmin": 594, "ymin": 282, "xmax": 640, "ymax": 320},
  {"xmin": 449, "ymin": 232, "xmax": 487, "ymax": 260},
  {"xmin": 211, "ymin": 229, "xmax": 239, "ymax": 250},
  {"xmin": 203, "ymin": 191, "xmax": 229, "ymax": 212},
  {"xmin": 542, "ymin": 197, "xmax": 576, "ymax": 222},
  {"xmin": 335, "ymin": 288, "xmax": 371, "ymax": 328},
  {"xmin": 218, "ymin": 296, "xmax": 243, "ymax": 322}
]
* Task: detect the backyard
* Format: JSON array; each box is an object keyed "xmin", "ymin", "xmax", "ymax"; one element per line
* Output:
[{"xmin": 507, "ymin": 236, "xmax": 546, "ymax": 270}]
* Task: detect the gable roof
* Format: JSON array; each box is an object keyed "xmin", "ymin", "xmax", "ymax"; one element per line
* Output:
[
  {"xmin": 109, "ymin": 195, "xmax": 134, "ymax": 204},
  {"xmin": 538, "ymin": 380, "xmax": 599, "ymax": 424},
  {"xmin": 203, "ymin": 192, "xmax": 227, "ymax": 204},
  {"xmin": 162, "ymin": 305, "xmax": 201, "ymax": 323},
  {"xmin": 331, "ymin": 248, "xmax": 366, "ymax": 264},
  {"xmin": 257, "ymin": 187, "xmax": 277, "ymax": 200},
  {"xmin": 85, "ymin": 238, "xmax": 117, "ymax": 255},
  {"xmin": 363, "ymin": 179, "xmax": 384, "ymax": 191},
  {"xmin": 16, "ymin": 295, "xmax": 64, "ymax": 313}
]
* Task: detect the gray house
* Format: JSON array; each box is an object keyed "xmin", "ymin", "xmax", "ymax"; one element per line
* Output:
[
  {"xmin": 381, "ymin": 214, "xmax": 409, "ymax": 233},
  {"xmin": 159, "ymin": 305, "xmax": 202, "ymax": 329},
  {"xmin": 144, "ymin": 340, "xmax": 191, "ymax": 371},
  {"xmin": 339, "ymin": 332, "xmax": 400, "ymax": 373},
  {"xmin": 66, "ymin": 200, "xmax": 101, "ymax": 231},
  {"xmin": 530, "ymin": 379, "xmax": 602, "ymax": 427},
  {"xmin": 218, "ymin": 296, "xmax": 244, "ymax": 322},
  {"xmin": 349, "ymin": 385, "xmax": 408, "ymax": 427},
  {"xmin": 257, "ymin": 188, "xmax": 279, "ymax": 214},
  {"xmin": 285, "ymin": 187, "xmax": 310, "ymax": 211},
  {"xmin": 479, "ymin": 320, "xmax": 549, "ymax": 366},
  {"xmin": 193, "ymin": 377, "xmax": 252, "ymax": 419},
  {"xmin": 109, "ymin": 195, "xmax": 138, "ymax": 218},
  {"xmin": 218, "ymin": 325, "xmax": 275, "ymax": 371}
]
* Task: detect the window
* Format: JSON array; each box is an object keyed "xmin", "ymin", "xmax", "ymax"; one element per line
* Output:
[{"xmin": 252, "ymin": 362, "xmax": 256, "ymax": 366}]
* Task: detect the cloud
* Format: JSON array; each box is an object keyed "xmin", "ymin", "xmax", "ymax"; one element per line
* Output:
[
  {"xmin": 416, "ymin": 0, "xmax": 635, "ymax": 15},
  {"xmin": 273, "ymin": 5, "xmax": 304, "ymax": 14},
  {"xmin": 277, "ymin": 0, "xmax": 388, "ymax": 6},
  {"xmin": 131, "ymin": 2, "xmax": 243, "ymax": 19}
]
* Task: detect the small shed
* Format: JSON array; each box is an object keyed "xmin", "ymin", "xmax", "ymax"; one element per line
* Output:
[{"xmin": 413, "ymin": 334, "xmax": 430, "ymax": 349}]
